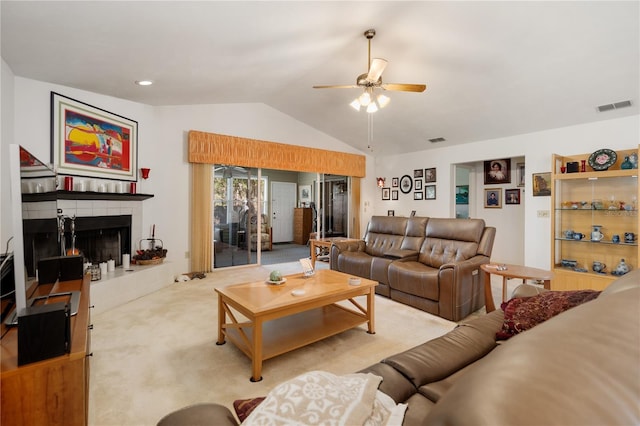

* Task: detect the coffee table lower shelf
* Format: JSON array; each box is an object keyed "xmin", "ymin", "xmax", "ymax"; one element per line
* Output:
[{"xmin": 222, "ymin": 304, "xmax": 369, "ymax": 379}]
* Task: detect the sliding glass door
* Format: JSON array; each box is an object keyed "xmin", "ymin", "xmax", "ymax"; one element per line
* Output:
[{"xmin": 213, "ymin": 165, "xmax": 265, "ymax": 267}]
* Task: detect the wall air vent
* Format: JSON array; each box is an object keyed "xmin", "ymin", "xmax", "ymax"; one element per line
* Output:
[
  {"xmin": 597, "ymin": 100, "xmax": 632, "ymax": 112},
  {"xmin": 428, "ymin": 137, "xmax": 446, "ymax": 143}
]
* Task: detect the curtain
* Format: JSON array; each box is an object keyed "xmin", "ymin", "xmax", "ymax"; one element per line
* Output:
[{"xmin": 190, "ymin": 163, "xmax": 212, "ymax": 272}]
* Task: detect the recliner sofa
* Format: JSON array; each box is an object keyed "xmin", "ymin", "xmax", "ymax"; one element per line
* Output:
[{"xmin": 330, "ymin": 216, "xmax": 496, "ymax": 321}]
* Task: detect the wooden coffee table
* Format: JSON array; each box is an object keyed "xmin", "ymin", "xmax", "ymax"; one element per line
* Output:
[{"xmin": 216, "ymin": 269, "xmax": 377, "ymax": 382}]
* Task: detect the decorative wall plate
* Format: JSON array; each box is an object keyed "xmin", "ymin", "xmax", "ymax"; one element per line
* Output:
[{"xmin": 588, "ymin": 149, "xmax": 617, "ymax": 171}]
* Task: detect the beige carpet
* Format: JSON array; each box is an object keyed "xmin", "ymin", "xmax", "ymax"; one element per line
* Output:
[{"xmin": 88, "ymin": 262, "xmax": 515, "ymax": 426}]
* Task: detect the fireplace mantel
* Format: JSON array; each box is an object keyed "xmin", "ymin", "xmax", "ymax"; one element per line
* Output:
[{"xmin": 23, "ymin": 191, "xmax": 154, "ymax": 202}]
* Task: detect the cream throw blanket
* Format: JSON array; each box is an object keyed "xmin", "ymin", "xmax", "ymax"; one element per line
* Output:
[{"xmin": 243, "ymin": 371, "xmax": 407, "ymax": 425}]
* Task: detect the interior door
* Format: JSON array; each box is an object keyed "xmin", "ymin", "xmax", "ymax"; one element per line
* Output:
[{"xmin": 271, "ymin": 182, "xmax": 296, "ymax": 243}]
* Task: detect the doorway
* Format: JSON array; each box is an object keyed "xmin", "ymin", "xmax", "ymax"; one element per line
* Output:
[{"xmin": 271, "ymin": 182, "xmax": 296, "ymax": 243}]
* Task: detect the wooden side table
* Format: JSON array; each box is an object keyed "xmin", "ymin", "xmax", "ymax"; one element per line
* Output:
[
  {"xmin": 309, "ymin": 237, "xmax": 357, "ymax": 268},
  {"xmin": 481, "ymin": 263, "xmax": 554, "ymax": 312}
]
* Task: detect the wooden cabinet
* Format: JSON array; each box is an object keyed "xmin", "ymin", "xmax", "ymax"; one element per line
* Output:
[
  {"xmin": 1, "ymin": 275, "xmax": 91, "ymax": 426},
  {"xmin": 551, "ymin": 148, "xmax": 639, "ymax": 290},
  {"xmin": 293, "ymin": 208, "xmax": 313, "ymax": 245}
]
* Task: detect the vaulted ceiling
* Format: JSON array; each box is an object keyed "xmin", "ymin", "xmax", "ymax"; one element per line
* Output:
[{"xmin": 2, "ymin": 1, "xmax": 638, "ymax": 156}]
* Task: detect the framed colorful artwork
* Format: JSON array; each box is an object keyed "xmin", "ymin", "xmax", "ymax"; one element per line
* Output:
[
  {"xmin": 51, "ymin": 92, "xmax": 138, "ymax": 181},
  {"xmin": 484, "ymin": 188, "xmax": 502, "ymax": 208},
  {"xmin": 456, "ymin": 185, "xmax": 469, "ymax": 204}
]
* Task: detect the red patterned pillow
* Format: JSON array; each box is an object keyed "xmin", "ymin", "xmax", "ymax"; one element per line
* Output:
[
  {"xmin": 496, "ymin": 290, "xmax": 600, "ymax": 340},
  {"xmin": 233, "ymin": 397, "xmax": 265, "ymax": 422}
]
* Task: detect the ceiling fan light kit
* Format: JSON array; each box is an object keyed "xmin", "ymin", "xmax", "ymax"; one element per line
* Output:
[{"xmin": 313, "ymin": 28, "xmax": 426, "ymax": 113}]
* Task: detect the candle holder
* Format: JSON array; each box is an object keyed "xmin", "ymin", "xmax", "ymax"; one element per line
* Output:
[{"xmin": 140, "ymin": 168, "xmax": 151, "ymax": 179}]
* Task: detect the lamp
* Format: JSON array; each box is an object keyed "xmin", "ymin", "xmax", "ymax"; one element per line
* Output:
[
  {"xmin": 350, "ymin": 88, "xmax": 390, "ymax": 113},
  {"xmin": 376, "ymin": 177, "xmax": 385, "ymax": 188}
]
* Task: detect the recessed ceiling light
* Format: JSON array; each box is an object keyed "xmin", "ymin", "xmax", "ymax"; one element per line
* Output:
[{"xmin": 135, "ymin": 80, "xmax": 153, "ymax": 86}]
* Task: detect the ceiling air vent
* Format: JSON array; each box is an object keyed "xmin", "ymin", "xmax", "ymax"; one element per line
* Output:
[
  {"xmin": 597, "ymin": 100, "xmax": 632, "ymax": 112},
  {"xmin": 428, "ymin": 137, "xmax": 446, "ymax": 143}
]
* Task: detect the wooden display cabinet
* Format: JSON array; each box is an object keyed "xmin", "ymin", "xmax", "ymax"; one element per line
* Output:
[{"xmin": 550, "ymin": 147, "xmax": 639, "ymax": 290}]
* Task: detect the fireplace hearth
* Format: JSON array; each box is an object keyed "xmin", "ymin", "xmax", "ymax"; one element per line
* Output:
[{"xmin": 24, "ymin": 215, "xmax": 132, "ymax": 277}]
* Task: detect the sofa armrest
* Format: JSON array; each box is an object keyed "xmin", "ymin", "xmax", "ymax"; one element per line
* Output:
[
  {"xmin": 330, "ymin": 240, "xmax": 365, "ymax": 268},
  {"xmin": 438, "ymin": 255, "xmax": 490, "ymax": 321},
  {"xmin": 383, "ymin": 248, "xmax": 418, "ymax": 260}
]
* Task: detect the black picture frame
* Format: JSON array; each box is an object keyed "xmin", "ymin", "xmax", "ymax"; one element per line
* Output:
[
  {"xmin": 505, "ymin": 188, "xmax": 521, "ymax": 204},
  {"xmin": 414, "ymin": 169, "xmax": 424, "ymax": 178},
  {"xmin": 425, "ymin": 168, "xmax": 436, "ymax": 183},
  {"xmin": 414, "ymin": 191, "xmax": 423, "ymax": 200},
  {"xmin": 392, "ymin": 177, "xmax": 399, "ymax": 188},
  {"xmin": 414, "ymin": 179, "xmax": 423, "ymax": 191},
  {"xmin": 387, "ymin": 210, "xmax": 395, "ymax": 216},
  {"xmin": 400, "ymin": 175, "xmax": 413, "ymax": 193},
  {"xmin": 391, "ymin": 190, "xmax": 399, "ymax": 200},
  {"xmin": 382, "ymin": 187, "xmax": 391, "ymax": 200},
  {"xmin": 425, "ymin": 185, "xmax": 436, "ymax": 200}
]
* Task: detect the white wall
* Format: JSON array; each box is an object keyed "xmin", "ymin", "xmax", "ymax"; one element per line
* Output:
[
  {"xmin": 373, "ymin": 116, "xmax": 639, "ymax": 269},
  {"xmin": 1, "ymin": 76, "xmax": 373, "ymax": 274},
  {"xmin": 3, "ymin": 73, "xmax": 638, "ymax": 273},
  {"xmin": 1, "ymin": 59, "xmax": 16, "ymax": 248}
]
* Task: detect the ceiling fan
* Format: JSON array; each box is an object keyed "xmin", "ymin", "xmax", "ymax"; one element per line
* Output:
[{"xmin": 313, "ymin": 29, "xmax": 426, "ymax": 113}]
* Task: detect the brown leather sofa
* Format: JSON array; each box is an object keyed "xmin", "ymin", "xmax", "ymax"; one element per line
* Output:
[
  {"xmin": 330, "ymin": 216, "xmax": 496, "ymax": 321},
  {"xmin": 157, "ymin": 271, "xmax": 640, "ymax": 426}
]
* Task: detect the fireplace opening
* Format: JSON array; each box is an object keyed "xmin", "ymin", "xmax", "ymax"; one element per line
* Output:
[{"xmin": 24, "ymin": 215, "xmax": 132, "ymax": 277}]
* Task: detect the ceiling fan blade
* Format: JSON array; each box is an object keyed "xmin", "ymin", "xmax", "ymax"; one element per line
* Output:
[
  {"xmin": 313, "ymin": 84, "xmax": 358, "ymax": 89},
  {"xmin": 381, "ymin": 83, "xmax": 427, "ymax": 93},
  {"xmin": 365, "ymin": 58, "xmax": 387, "ymax": 83}
]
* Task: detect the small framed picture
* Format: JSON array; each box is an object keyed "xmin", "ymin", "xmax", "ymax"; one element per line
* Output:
[
  {"xmin": 425, "ymin": 168, "xmax": 436, "ymax": 183},
  {"xmin": 382, "ymin": 187, "xmax": 391, "ymax": 200},
  {"xmin": 392, "ymin": 177, "xmax": 399, "ymax": 188},
  {"xmin": 484, "ymin": 188, "xmax": 502, "ymax": 208},
  {"xmin": 532, "ymin": 172, "xmax": 551, "ymax": 196},
  {"xmin": 456, "ymin": 185, "xmax": 469, "ymax": 205},
  {"xmin": 414, "ymin": 191, "xmax": 423, "ymax": 200},
  {"xmin": 414, "ymin": 179, "xmax": 423, "ymax": 191},
  {"xmin": 414, "ymin": 169, "xmax": 424, "ymax": 179},
  {"xmin": 425, "ymin": 185, "xmax": 436, "ymax": 200},
  {"xmin": 391, "ymin": 190, "xmax": 399, "ymax": 200},
  {"xmin": 387, "ymin": 210, "xmax": 395, "ymax": 216},
  {"xmin": 516, "ymin": 162, "xmax": 525, "ymax": 187},
  {"xmin": 505, "ymin": 188, "xmax": 521, "ymax": 204},
  {"xmin": 484, "ymin": 159, "xmax": 511, "ymax": 184}
]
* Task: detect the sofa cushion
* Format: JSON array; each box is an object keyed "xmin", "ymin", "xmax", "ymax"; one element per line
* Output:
[
  {"xmin": 388, "ymin": 261, "xmax": 439, "ymax": 300},
  {"xmin": 364, "ymin": 216, "xmax": 408, "ymax": 257},
  {"xmin": 337, "ymin": 251, "xmax": 374, "ymax": 279},
  {"xmin": 496, "ymin": 289, "xmax": 601, "ymax": 340},
  {"xmin": 418, "ymin": 239, "xmax": 479, "ymax": 268}
]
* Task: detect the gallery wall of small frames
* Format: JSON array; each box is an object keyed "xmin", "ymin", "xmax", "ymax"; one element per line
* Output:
[{"xmin": 383, "ymin": 168, "xmax": 438, "ymax": 201}]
